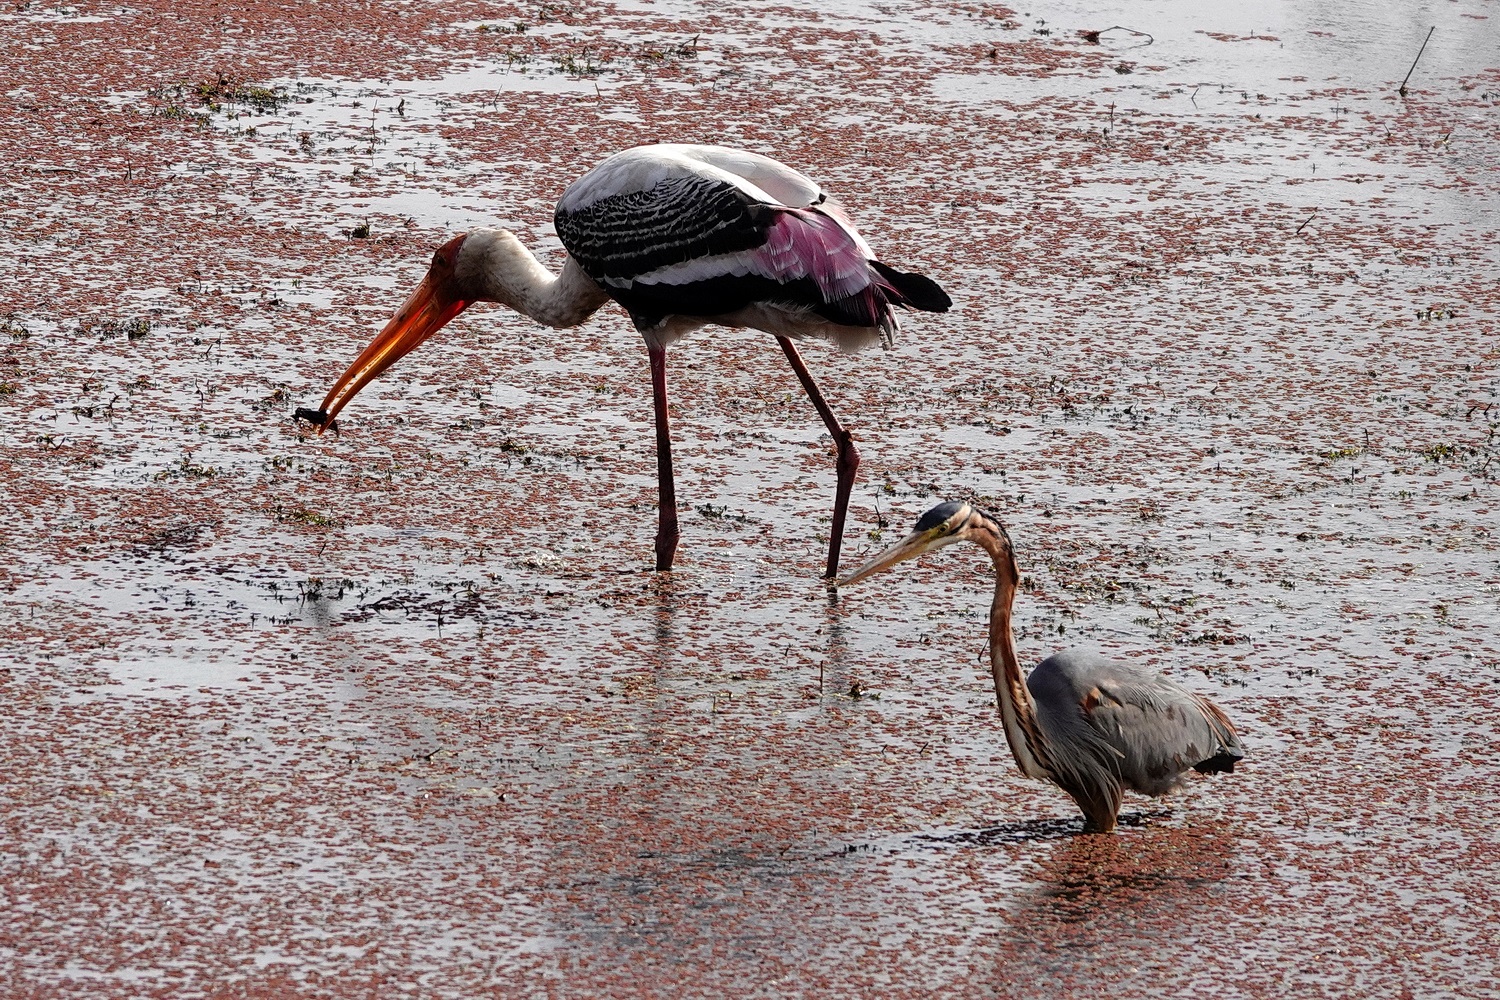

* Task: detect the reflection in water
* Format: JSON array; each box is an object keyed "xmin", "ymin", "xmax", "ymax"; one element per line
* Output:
[
  {"xmin": 990, "ymin": 825, "xmax": 1237, "ymax": 996},
  {"xmin": 528, "ymin": 573, "xmax": 911, "ymax": 983},
  {"xmin": 650, "ymin": 575, "xmax": 678, "ymax": 668},
  {"xmin": 820, "ymin": 585, "xmax": 853, "ymax": 694},
  {"xmin": 911, "ymin": 809, "xmax": 1170, "ymax": 849}
]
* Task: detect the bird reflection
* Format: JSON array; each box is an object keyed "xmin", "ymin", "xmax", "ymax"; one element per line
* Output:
[{"xmin": 989, "ymin": 824, "xmax": 1238, "ymax": 994}]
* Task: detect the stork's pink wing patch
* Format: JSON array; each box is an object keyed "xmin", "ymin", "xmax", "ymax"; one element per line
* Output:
[{"xmin": 754, "ymin": 209, "xmax": 875, "ymax": 304}]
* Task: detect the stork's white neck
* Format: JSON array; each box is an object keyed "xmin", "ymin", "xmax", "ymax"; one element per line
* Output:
[{"xmin": 457, "ymin": 228, "xmax": 611, "ymax": 329}]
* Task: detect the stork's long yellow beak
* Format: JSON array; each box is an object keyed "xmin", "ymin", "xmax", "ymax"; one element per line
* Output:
[
  {"xmin": 307, "ymin": 274, "xmax": 470, "ymax": 431},
  {"xmin": 838, "ymin": 526, "xmax": 948, "ymax": 587}
]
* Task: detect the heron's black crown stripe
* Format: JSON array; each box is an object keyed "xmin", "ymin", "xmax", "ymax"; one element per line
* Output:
[
  {"xmin": 914, "ymin": 501, "xmax": 968, "ymax": 532},
  {"xmin": 1191, "ymin": 748, "xmax": 1242, "ymax": 774}
]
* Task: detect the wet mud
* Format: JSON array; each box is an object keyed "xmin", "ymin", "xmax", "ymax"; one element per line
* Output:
[{"xmin": 2, "ymin": 1, "xmax": 1498, "ymax": 997}]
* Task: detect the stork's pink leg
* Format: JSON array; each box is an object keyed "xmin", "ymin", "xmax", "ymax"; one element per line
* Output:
[
  {"xmin": 777, "ymin": 337, "xmax": 858, "ymax": 579},
  {"xmin": 648, "ymin": 344, "xmax": 680, "ymax": 571}
]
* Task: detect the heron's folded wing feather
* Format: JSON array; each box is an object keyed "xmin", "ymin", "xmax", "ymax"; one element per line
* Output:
[
  {"xmin": 1029, "ymin": 651, "xmax": 1240, "ymax": 797},
  {"xmin": 672, "ymin": 144, "xmax": 824, "ymax": 209},
  {"xmin": 1082, "ymin": 678, "xmax": 1240, "ymax": 794}
]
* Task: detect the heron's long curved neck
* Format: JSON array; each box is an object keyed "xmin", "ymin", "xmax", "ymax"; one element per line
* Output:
[
  {"xmin": 970, "ymin": 522, "xmax": 1053, "ymax": 781},
  {"xmin": 470, "ymin": 231, "xmax": 611, "ymax": 329}
]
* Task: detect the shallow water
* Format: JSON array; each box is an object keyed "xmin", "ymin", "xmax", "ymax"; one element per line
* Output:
[{"xmin": 2, "ymin": 0, "xmax": 1498, "ymax": 996}]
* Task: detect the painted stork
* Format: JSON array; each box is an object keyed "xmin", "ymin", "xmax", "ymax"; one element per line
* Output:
[{"xmin": 301, "ymin": 143, "xmax": 951, "ymax": 576}]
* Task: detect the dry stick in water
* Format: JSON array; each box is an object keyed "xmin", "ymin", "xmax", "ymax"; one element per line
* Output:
[
  {"xmin": 1080, "ymin": 25, "xmax": 1154, "ymax": 45},
  {"xmin": 1399, "ymin": 26, "xmax": 1436, "ymax": 96}
]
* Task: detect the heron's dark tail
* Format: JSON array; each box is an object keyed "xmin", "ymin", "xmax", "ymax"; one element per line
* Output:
[
  {"xmin": 872, "ymin": 261, "xmax": 952, "ymax": 313},
  {"xmin": 1192, "ymin": 748, "xmax": 1243, "ymax": 775},
  {"xmin": 1190, "ymin": 694, "xmax": 1244, "ymax": 774}
]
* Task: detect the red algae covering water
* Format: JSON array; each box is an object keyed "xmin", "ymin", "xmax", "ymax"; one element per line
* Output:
[{"xmin": 2, "ymin": 1, "xmax": 1498, "ymax": 997}]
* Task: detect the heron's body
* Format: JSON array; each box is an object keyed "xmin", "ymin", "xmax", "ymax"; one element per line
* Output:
[
  {"xmin": 843, "ymin": 502, "xmax": 1242, "ymax": 833},
  {"xmin": 305, "ymin": 144, "xmax": 950, "ymax": 576},
  {"xmin": 1024, "ymin": 649, "xmax": 1243, "ymax": 824}
]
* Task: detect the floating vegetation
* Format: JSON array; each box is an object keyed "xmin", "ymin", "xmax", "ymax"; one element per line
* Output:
[
  {"xmin": 147, "ymin": 75, "xmax": 287, "ymax": 122},
  {"xmin": 696, "ymin": 503, "xmax": 750, "ymax": 524},
  {"xmin": 154, "ymin": 455, "xmax": 219, "ymax": 481},
  {"xmin": 78, "ymin": 317, "xmax": 151, "ymax": 341},
  {"xmin": 280, "ymin": 507, "xmax": 340, "ymax": 529},
  {"xmin": 192, "ymin": 75, "xmax": 288, "ymax": 113},
  {"xmin": 253, "ymin": 387, "xmax": 294, "ymax": 412}
]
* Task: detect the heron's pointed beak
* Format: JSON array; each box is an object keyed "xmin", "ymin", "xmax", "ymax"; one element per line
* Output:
[
  {"xmin": 839, "ymin": 526, "xmax": 948, "ymax": 587},
  {"xmin": 310, "ymin": 274, "xmax": 471, "ymax": 430}
]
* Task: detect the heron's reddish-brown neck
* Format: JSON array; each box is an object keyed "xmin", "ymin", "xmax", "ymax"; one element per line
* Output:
[{"xmin": 967, "ymin": 518, "xmax": 1053, "ymax": 781}]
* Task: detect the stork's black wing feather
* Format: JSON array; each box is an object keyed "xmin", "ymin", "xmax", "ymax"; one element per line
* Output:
[{"xmin": 555, "ymin": 176, "xmax": 774, "ymax": 282}]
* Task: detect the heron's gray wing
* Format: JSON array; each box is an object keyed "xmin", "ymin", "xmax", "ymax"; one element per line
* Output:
[{"xmin": 1029, "ymin": 650, "xmax": 1242, "ymax": 798}]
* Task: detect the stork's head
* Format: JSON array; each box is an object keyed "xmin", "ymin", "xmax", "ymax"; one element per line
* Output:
[{"xmin": 839, "ymin": 501, "xmax": 987, "ymax": 586}]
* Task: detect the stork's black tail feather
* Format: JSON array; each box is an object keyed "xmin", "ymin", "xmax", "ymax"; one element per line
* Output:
[{"xmin": 873, "ymin": 261, "xmax": 952, "ymax": 313}]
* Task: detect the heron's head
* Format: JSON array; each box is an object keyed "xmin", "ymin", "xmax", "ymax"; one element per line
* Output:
[{"xmin": 840, "ymin": 500, "xmax": 987, "ymax": 586}]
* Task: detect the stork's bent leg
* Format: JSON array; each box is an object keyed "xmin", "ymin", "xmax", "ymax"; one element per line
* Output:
[
  {"xmin": 648, "ymin": 344, "xmax": 680, "ymax": 572},
  {"xmin": 777, "ymin": 337, "xmax": 858, "ymax": 579}
]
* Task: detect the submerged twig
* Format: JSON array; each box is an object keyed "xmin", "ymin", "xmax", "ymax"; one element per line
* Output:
[
  {"xmin": 1079, "ymin": 25, "xmax": 1154, "ymax": 46},
  {"xmin": 1398, "ymin": 26, "xmax": 1435, "ymax": 96}
]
